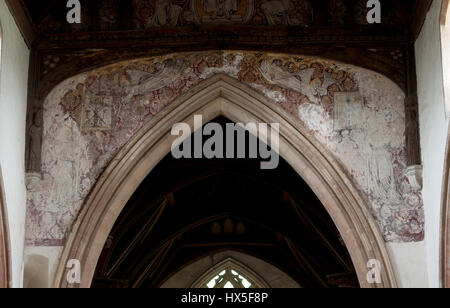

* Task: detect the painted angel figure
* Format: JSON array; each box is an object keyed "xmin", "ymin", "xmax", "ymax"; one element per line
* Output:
[
  {"xmin": 259, "ymin": 60, "xmax": 319, "ymax": 104},
  {"xmin": 124, "ymin": 59, "xmax": 187, "ymax": 102}
]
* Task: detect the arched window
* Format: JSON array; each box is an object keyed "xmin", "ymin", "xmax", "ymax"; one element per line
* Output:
[
  {"xmin": 206, "ymin": 269, "xmax": 253, "ymax": 289},
  {"xmin": 192, "ymin": 258, "xmax": 270, "ymax": 289},
  {"xmin": 441, "ymin": 0, "xmax": 450, "ymax": 116}
]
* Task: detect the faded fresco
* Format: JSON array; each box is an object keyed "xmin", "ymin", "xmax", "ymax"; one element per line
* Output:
[
  {"xmin": 38, "ymin": 0, "xmax": 408, "ymax": 33},
  {"xmin": 132, "ymin": 0, "xmax": 312, "ymax": 28},
  {"xmin": 26, "ymin": 51, "xmax": 423, "ymax": 246}
]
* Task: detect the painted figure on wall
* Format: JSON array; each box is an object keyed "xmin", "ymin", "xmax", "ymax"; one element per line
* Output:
[
  {"xmin": 28, "ymin": 112, "xmax": 43, "ymax": 173},
  {"xmin": 26, "ymin": 51, "xmax": 423, "ymax": 245},
  {"xmin": 202, "ymin": 0, "xmax": 240, "ymax": 19},
  {"xmin": 124, "ymin": 58, "xmax": 187, "ymax": 102},
  {"xmin": 148, "ymin": 0, "xmax": 183, "ymax": 27},
  {"xmin": 99, "ymin": 0, "xmax": 119, "ymax": 30},
  {"xmin": 259, "ymin": 60, "xmax": 328, "ymax": 104}
]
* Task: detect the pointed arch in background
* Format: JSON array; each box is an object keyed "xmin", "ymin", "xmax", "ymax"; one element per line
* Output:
[
  {"xmin": 191, "ymin": 258, "xmax": 270, "ymax": 289},
  {"xmin": 53, "ymin": 74, "xmax": 398, "ymax": 288},
  {"xmin": 161, "ymin": 251, "xmax": 300, "ymax": 288}
]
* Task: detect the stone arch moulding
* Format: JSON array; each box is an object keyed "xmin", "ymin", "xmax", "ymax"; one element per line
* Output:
[
  {"xmin": 441, "ymin": 0, "xmax": 450, "ymax": 288},
  {"xmin": 441, "ymin": 0, "xmax": 450, "ymax": 117},
  {"xmin": 0, "ymin": 23, "xmax": 10, "ymax": 289},
  {"xmin": 53, "ymin": 74, "xmax": 398, "ymax": 288},
  {"xmin": 0, "ymin": 166, "xmax": 12, "ymax": 288},
  {"xmin": 441, "ymin": 121, "xmax": 450, "ymax": 287},
  {"xmin": 442, "ymin": 0, "xmax": 450, "ymax": 26}
]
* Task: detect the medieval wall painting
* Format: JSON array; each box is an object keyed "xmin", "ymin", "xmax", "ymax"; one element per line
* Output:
[
  {"xmin": 147, "ymin": 0, "xmax": 184, "ymax": 27},
  {"xmin": 333, "ymin": 92, "xmax": 363, "ymax": 130},
  {"xmin": 82, "ymin": 96, "xmax": 113, "ymax": 131},
  {"xmin": 191, "ymin": 0, "xmax": 254, "ymax": 23},
  {"xmin": 26, "ymin": 51, "xmax": 424, "ymax": 248},
  {"xmin": 37, "ymin": 0, "xmax": 407, "ymax": 34},
  {"xmin": 132, "ymin": 0, "xmax": 312, "ymax": 28}
]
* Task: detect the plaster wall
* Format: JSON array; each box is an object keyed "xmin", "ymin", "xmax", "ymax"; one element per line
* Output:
[
  {"xmin": 387, "ymin": 242, "xmax": 429, "ymax": 287},
  {"xmin": 415, "ymin": 0, "xmax": 448, "ymax": 288},
  {"xmin": 0, "ymin": 0, "xmax": 30, "ymax": 288}
]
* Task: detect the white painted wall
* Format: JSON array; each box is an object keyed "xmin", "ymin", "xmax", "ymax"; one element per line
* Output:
[
  {"xmin": 387, "ymin": 242, "xmax": 429, "ymax": 288},
  {"xmin": 0, "ymin": 0, "xmax": 30, "ymax": 288},
  {"xmin": 24, "ymin": 246, "xmax": 63, "ymax": 288},
  {"xmin": 415, "ymin": 0, "xmax": 448, "ymax": 288},
  {"xmin": 441, "ymin": 2, "xmax": 450, "ymax": 116}
]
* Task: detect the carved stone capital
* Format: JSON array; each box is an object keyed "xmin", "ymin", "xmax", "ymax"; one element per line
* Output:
[
  {"xmin": 406, "ymin": 165, "xmax": 423, "ymax": 191},
  {"xmin": 26, "ymin": 173, "xmax": 42, "ymax": 191}
]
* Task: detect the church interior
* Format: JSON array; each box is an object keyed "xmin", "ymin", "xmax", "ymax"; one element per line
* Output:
[{"xmin": 0, "ymin": 0, "xmax": 450, "ymax": 289}]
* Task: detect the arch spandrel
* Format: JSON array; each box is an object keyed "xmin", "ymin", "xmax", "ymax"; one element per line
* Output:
[{"xmin": 24, "ymin": 51, "xmax": 421, "ymax": 288}]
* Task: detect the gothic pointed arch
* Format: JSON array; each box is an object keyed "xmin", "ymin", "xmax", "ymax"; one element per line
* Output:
[
  {"xmin": 53, "ymin": 74, "xmax": 398, "ymax": 288},
  {"xmin": 191, "ymin": 258, "xmax": 270, "ymax": 289}
]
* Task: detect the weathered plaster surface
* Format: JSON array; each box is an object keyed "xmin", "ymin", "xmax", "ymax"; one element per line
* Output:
[
  {"xmin": 386, "ymin": 241, "xmax": 429, "ymax": 288},
  {"xmin": 415, "ymin": 0, "xmax": 447, "ymax": 288},
  {"xmin": 0, "ymin": 0, "xmax": 30, "ymax": 287},
  {"xmin": 26, "ymin": 51, "xmax": 423, "ymax": 246}
]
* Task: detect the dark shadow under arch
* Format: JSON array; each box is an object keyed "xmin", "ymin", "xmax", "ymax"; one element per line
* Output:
[{"xmin": 91, "ymin": 117, "xmax": 359, "ymax": 288}]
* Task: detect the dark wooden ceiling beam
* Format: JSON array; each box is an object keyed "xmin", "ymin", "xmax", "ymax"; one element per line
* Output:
[
  {"xmin": 411, "ymin": 0, "xmax": 434, "ymax": 40},
  {"xmin": 284, "ymin": 238, "xmax": 329, "ymax": 288},
  {"xmin": 311, "ymin": 0, "xmax": 329, "ymax": 26},
  {"xmin": 284, "ymin": 192, "xmax": 352, "ymax": 272},
  {"xmin": 327, "ymin": 272, "xmax": 359, "ymax": 288},
  {"xmin": 34, "ymin": 0, "xmax": 59, "ymax": 26},
  {"xmin": 4, "ymin": 0, "xmax": 37, "ymax": 48},
  {"xmin": 392, "ymin": 0, "xmax": 413, "ymax": 22},
  {"xmin": 105, "ymin": 200, "xmax": 168, "ymax": 277},
  {"xmin": 35, "ymin": 26, "xmax": 412, "ymax": 50}
]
